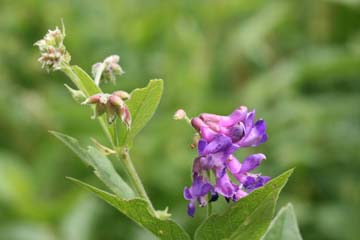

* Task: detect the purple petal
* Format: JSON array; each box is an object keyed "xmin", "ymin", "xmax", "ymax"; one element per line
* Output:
[
  {"xmin": 229, "ymin": 122, "xmax": 245, "ymax": 142},
  {"xmin": 243, "ymin": 175, "xmax": 271, "ymax": 192},
  {"xmin": 245, "ymin": 110, "xmax": 255, "ymax": 129},
  {"xmin": 200, "ymin": 127, "xmax": 217, "ymax": 142},
  {"xmin": 240, "ymin": 153, "xmax": 266, "ymax": 173},
  {"xmin": 187, "ymin": 201, "xmax": 196, "ymax": 217},
  {"xmin": 191, "ymin": 117, "xmax": 207, "ymax": 131},
  {"xmin": 219, "ymin": 106, "xmax": 248, "ymax": 127},
  {"xmin": 198, "ymin": 139, "xmax": 207, "ymax": 155},
  {"xmin": 200, "ymin": 183, "xmax": 213, "ymax": 196},
  {"xmin": 238, "ymin": 119, "xmax": 267, "ymax": 147},
  {"xmin": 202, "ymin": 135, "xmax": 232, "ymax": 154},
  {"xmin": 233, "ymin": 189, "xmax": 248, "ymax": 201},
  {"xmin": 215, "ymin": 174, "xmax": 238, "ymax": 198},
  {"xmin": 183, "ymin": 187, "xmax": 192, "ymax": 200},
  {"xmin": 200, "ymin": 113, "xmax": 222, "ymax": 122},
  {"xmin": 227, "ymin": 155, "xmax": 242, "ymax": 174}
]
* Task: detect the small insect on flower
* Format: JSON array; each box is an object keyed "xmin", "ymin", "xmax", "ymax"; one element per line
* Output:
[
  {"xmin": 34, "ymin": 21, "xmax": 71, "ymax": 71},
  {"xmin": 82, "ymin": 91, "xmax": 131, "ymax": 128}
]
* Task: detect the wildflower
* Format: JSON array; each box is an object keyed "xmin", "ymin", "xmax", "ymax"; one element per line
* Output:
[
  {"xmin": 182, "ymin": 106, "xmax": 270, "ymax": 216},
  {"xmin": 82, "ymin": 91, "xmax": 131, "ymax": 127},
  {"xmin": 227, "ymin": 154, "xmax": 270, "ymax": 192},
  {"xmin": 191, "ymin": 106, "xmax": 267, "ymax": 148},
  {"xmin": 183, "ymin": 176, "xmax": 213, "ymax": 217},
  {"xmin": 34, "ymin": 24, "xmax": 71, "ymax": 71},
  {"xmin": 92, "ymin": 55, "xmax": 125, "ymax": 85}
]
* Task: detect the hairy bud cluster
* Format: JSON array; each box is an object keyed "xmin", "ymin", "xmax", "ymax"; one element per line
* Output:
[
  {"xmin": 82, "ymin": 91, "xmax": 131, "ymax": 127},
  {"xmin": 34, "ymin": 25, "xmax": 70, "ymax": 71}
]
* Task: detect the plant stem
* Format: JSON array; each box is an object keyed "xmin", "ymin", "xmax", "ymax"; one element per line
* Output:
[
  {"xmin": 207, "ymin": 201, "xmax": 212, "ymax": 217},
  {"xmin": 63, "ymin": 64, "xmax": 154, "ymax": 212},
  {"xmin": 120, "ymin": 149, "xmax": 155, "ymax": 211}
]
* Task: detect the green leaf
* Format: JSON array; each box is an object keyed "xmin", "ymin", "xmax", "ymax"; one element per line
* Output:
[
  {"xmin": 51, "ymin": 131, "xmax": 134, "ymax": 199},
  {"xmin": 118, "ymin": 79, "xmax": 164, "ymax": 146},
  {"xmin": 262, "ymin": 203, "xmax": 302, "ymax": 240},
  {"xmin": 69, "ymin": 177, "xmax": 190, "ymax": 240},
  {"xmin": 63, "ymin": 65, "xmax": 113, "ymax": 143},
  {"xmin": 194, "ymin": 169, "xmax": 293, "ymax": 240},
  {"xmin": 71, "ymin": 65, "xmax": 102, "ymax": 96}
]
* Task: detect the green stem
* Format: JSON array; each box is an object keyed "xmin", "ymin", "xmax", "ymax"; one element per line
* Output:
[
  {"xmin": 120, "ymin": 149, "xmax": 155, "ymax": 211},
  {"xmin": 207, "ymin": 201, "xmax": 212, "ymax": 217},
  {"xmin": 63, "ymin": 64, "xmax": 154, "ymax": 213}
]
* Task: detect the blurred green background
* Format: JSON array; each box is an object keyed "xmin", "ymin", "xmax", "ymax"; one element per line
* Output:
[{"xmin": 1, "ymin": 0, "xmax": 360, "ymax": 239}]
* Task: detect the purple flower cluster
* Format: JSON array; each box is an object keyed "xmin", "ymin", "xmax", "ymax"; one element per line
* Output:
[{"xmin": 184, "ymin": 106, "xmax": 270, "ymax": 216}]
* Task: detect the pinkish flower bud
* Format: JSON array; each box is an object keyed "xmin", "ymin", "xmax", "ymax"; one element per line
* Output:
[
  {"xmin": 34, "ymin": 22, "xmax": 71, "ymax": 71},
  {"xmin": 113, "ymin": 90, "xmax": 130, "ymax": 100},
  {"xmin": 83, "ymin": 91, "xmax": 131, "ymax": 127},
  {"xmin": 82, "ymin": 94, "xmax": 102, "ymax": 105},
  {"xmin": 108, "ymin": 95, "xmax": 125, "ymax": 108},
  {"xmin": 173, "ymin": 109, "xmax": 187, "ymax": 120},
  {"xmin": 92, "ymin": 55, "xmax": 125, "ymax": 85},
  {"xmin": 118, "ymin": 105, "xmax": 131, "ymax": 128}
]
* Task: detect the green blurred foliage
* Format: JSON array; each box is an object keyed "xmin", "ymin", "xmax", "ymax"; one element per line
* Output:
[{"xmin": 0, "ymin": 0, "xmax": 359, "ymax": 239}]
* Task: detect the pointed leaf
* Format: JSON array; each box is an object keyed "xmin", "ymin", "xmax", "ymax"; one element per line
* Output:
[
  {"xmin": 71, "ymin": 65, "xmax": 102, "ymax": 96},
  {"xmin": 118, "ymin": 79, "xmax": 163, "ymax": 146},
  {"xmin": 194, "ymin": 169, "xmax": 293, "ymax": 240},
  {"xmin": 64, "ymin": 65, "xmax": 113, "ymax": 143},
  {"xmin": 262, "ymin": 203, "xmax": 302, "ymax": 240},
  {"xmin": 51, "ymin": 131, "xmax": 134, "ymax": 199},
  {"xmin": 69, "ymin": 178, "xmax": 190, "ymax": 240}
]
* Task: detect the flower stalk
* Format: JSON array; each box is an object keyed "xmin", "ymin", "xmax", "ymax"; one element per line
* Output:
[{"xmin": 35, "ymin": 24, "xmax": 153, "ymax": 212}]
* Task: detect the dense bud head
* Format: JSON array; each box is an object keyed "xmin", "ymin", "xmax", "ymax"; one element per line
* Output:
[
  {"xmin": 83, "ymin": 92, "xmax": 131, "ymax": 127},
  {"xmin": 34, "ymin": 23, "xmax": 70, "ymax": 71}
]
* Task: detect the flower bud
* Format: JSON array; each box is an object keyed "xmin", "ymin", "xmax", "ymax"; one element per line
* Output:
[
  {"xmin": 92, "ymin": 55, "xmax": 125, "ymax": 85},
  {"xmin": 113, "ymin": 90, "xmax": 130, "ymax": 100},
  {"xmin": 83, "ymin": 91, "xmax": 131, "ymax": 127},
  {"xmin": 64, "ymin": 84, "xmax": 86, "ymax": 104},
  {"xmin": 173, "ymin": 109, "xmax": 187, "ymax": 120},
  {"xmin": 34, "ymin": 22, "xmax": 70, "ymax": 71}
]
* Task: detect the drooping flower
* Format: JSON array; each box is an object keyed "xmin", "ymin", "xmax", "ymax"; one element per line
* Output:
[
  {"xmin": 227, "ymin": 154, "xmax": 270, "ymax": 191},
  {"xmin": 191, "ymin": 106, "xmax": 267, "ymax": 148},
  {"xmin": 183, "ymin": 176, "xmax": 213, "ymax": 217},
  {"xmin": 82, "ymin": 91, "xmax": 131, "ymax": 127},
  {"xmin": 34, "ymin": 23, "xmax": 71, "ymax": 71},
  {"xmin": 92, "ymin": 55, "xmax": 125, "ymax": 85}
]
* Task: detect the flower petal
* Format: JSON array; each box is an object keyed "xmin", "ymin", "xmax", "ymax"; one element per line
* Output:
[{"xmin": 240, "ymin": 153, "xmax": 266, "ymax": 173}]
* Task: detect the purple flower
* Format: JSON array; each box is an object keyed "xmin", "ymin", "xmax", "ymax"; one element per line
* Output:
[
  {"xmin": 193, "ymin": 135, "xmax": 236, "ymax": 177},
  {"xmin": 184, "ymin": 176, "xmax": 213, "ymax": 217},
  {"xmin": 182, "ymin": 106, "xmax": 271, "ymax": 216},
  {"xmin": 243, "ymin": 175, "xmax": 271, "ymax": 192},
  {"xmin": 191, "ymin": 106, "xmax": 267, "ymax": 148}
]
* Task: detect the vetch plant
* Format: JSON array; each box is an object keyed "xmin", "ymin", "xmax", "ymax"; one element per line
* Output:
[{"xmin": 35, "ymin": 22, "xmax": 302, "ymax": 240}]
